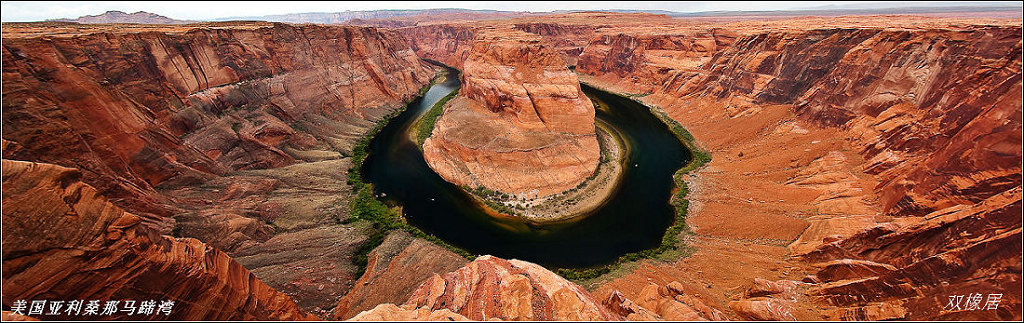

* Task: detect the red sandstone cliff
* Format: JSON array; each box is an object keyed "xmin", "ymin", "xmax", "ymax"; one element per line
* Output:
[
  {"xmin": 399, "ymin": 24, "xmax": 476, "ymax": 69},
  {"xmin": 1, "ymin": 159, "xmax": 315, "ymax": 320},
  {"xmin": 421, "ymin": 30, "xmax": 600, "ymax": 197},
  {"xmin": 801, "ymin": 187, "xmax": 1021, "ymax": 320},
  {"xmin": 2, "ymin": 23, "xmax": 435, "ymax": 231},
  {"xmin": 580, "ymin": 27, "xmax": 1021, "ymax": 220},
  {"xmin": 355, "ymin": 255, "xmax": 620, "ymax": 321},
  {"xmin": 2, "ymin": 22, "xmax": 440, "ymax": 318},
  {"xmin": 347, "ymin": 254, "xmax": 739, "ymax": 321},
  {"xmin": 578, "ymin": 28, "xmax": 737, "ymax": 79},
  {"xmin": 512, "ymin": 22, "xmax": 599, "ymax": 67},
  {"xmin": 792, "ymin": 28, "xmax": 1022, "ymax": 218},
  {"xmin": 331, "ymin": 232, "xmax": 469, "ymax": 320},
  {"xmin": 576, "ymin": 21, "xmax": 1022, "ymax": 320},
  {"xmin": 2, "ymin": 14, "xmax": 1021, "ymax": 322}
]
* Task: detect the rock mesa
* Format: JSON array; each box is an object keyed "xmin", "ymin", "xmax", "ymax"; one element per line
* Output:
[{"xmin": 422, "ymin": 30, "xmax": 600, "ymax": 197}]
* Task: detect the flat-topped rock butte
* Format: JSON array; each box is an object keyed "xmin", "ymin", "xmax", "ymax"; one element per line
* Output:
[
  {"xmin": 2, "ymin": 10, "xmax": 1022, "ymax": 321},
  {"xmin": 422, "ymin": 28, "xmax": 601, "ymax": 200}
]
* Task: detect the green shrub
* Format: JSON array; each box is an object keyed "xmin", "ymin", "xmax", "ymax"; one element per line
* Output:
[
  {"xmin": 346, "ymin": 74, "xmax": 474, "ymax": 274},
  {"xmin": 552, "ymin": 82, "xmax": 712, "ymax": 282},
  {"xmin": 348, "ymin": 77, "xmax": 712, "ymax": 281},
  {"xmin": 416, "ymin": 88, "xmax": 459, "ymax": 147},
  {"xmin": 461, "ymin": 185, "xmax": 523, "ymax": 216}
]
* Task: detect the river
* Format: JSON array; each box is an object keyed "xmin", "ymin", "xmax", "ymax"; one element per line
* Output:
[{"xmin": 361, "ymin": 68, "xmax": 691, "ymax": 268}]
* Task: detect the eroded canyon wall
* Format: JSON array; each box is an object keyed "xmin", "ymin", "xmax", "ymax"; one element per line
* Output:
[
  {"xmin": 2, "ymin": 14, "xmax": 1021, "ymax": 322},
  {"xmin": 1, "ymin": 159, "xmax": 315, "ymax": 321},
  {"xmin": 331, "ymin": 231, "xmax": 469, "ymax": 320},
  {"xmin": 576, "ymin": 24, "xmax": 1022, "ymax": 320},
  {"xmin": 2, "ymin": 22, "xmax": 442, "ymax": 318},
  {"xmin": 2, "ymin": 23, "xmax": 435, "ymax": 230},
  {"xmin": 399, "ymin": 24, "xmax": 476, "ymax": 69},
  {"xmin": 794, "ymin": 28, "xmax": 1022, "ymax": 218},
  {"xmin": 421, "ymin": 30, "xmax": 600, "ymax": 197},
  {"xmin": 579, "ymin": 26, "xmax": 1021, "ymax": 220},
  {"xmin": 353, "ymin": 255, "xmax": 620, "ymax": 321},
  {"xmin": 512, "ymin": 22, "xmax": 599, "ymax": 67},
  {"xmin": 349, "ymin": 254, "xmax": 732, "ymax": 321}
]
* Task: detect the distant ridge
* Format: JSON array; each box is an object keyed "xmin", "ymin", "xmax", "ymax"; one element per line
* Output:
[
  {"xmin": 34, "ymin": 2, "xmax": 1022, "ymax": 26},
  {"xmin": 659, "ymin": 4, "xmax": 1023, "ymax": 18},
  {"xmin": 214, "ymin": 8, "xmax": 530, "ymax": 24},
  {"xmin": 220, "ymin": 5, "xmax": 1021, "ymax": 25},
  {"xmin": 49, "ymin": 10, "xmax": 193, "ymax": 24}
]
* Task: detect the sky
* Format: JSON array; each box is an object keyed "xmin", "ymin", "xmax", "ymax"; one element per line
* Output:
[{"xmin": 1, "ymin": 1, "xmax": 1018, "ymax": 22}]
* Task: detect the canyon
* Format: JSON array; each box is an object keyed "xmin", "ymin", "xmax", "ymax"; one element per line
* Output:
[
  {"xmin": 570, "ymin": 15, "xmax": 1022, "ymax": 321},
  {"xmin": 2, "ymin": 21, "xmax": 439, "ymax": 317},
  {"xmin": 2, "ymin": 10, "xmax": 1022, "ymax": 322}
]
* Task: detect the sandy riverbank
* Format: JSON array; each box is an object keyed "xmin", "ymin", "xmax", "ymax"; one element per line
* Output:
[{"xmin": 464, "ymin": 118, "xmax": 627, "ymax": 224}]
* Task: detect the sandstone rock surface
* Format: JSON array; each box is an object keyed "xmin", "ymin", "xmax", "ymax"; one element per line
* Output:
[
  {"xmin": 631, "ymin": 283, "xmax": 725, "ymax": 321},
  {"xmin": 404, "ymin": 255, "xmax": 619, "ymax": 321},
  {"xmin": 1, "ymin": 311, "xmax": 37, "ymax": 321},
  {"xmin": 2, "ymin": 13, "xmax": 1021, "ymax": 322},
  {"xmin": 728, "ymin": 298, "xmax": 797, "ymax": 321},
  {"xmin": 2, "ymin": 23, "xmax": 435, "ymax": 230},
  {"xmin": 422, "ymin": 30, "xmax": 600, "ymax": 197},
  {"xmin": 568, "ymin": 14, "xmax": 1021, "ymax": 320},
  {"xmin": 400, "ymin": 24, "xmax": 477, "ymax": 68},
  {"xmin": 602, "ymin": 290, "xmax": 664, "ymax": 321},
  {"xmin": 332, "ymin": 231, "xmax": 469, "ymax": 320},
  {"xmin": 349, "ymin": 304, "xmax": 470, "ymax": 321},
  {"xmin": 3, "ymin": 22, "xmax": 439, "ymax": 318},
  {"xmin": 1, "ymin": 159, "xmax": 314, "ymax": 321}
]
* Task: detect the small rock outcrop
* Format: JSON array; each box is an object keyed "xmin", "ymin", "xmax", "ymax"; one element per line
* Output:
[
  {"xmin": 401, "ymin": 255, "xmax": 619, "ymax": 321},
  {"xmin": 349, "ymin": 304, "xmax": 469, "ymax": 321},
  {"xmin": 332, "ymin": 232, "xmax": 469, "ymax": 320}
]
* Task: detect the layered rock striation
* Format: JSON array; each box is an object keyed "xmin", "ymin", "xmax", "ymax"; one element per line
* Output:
[
  {"xmin": 2, "ymin": 22, "xmax": 440, "ymax": 318},
  {"xmin": 348, "ymin": 255, "xmax": 743, "ymax": 321},
  {"xmin": 354, "ymin": 255, "xmax": 620, "ymax": 321},
  {"xmin": 579, "ymin": 26, "xmax": 1021, "ymax": 222},
  {"xmin": 800, "ymin": 187, "xmax": 1022, "ymax": 320},
  {"xmin": 575, "ymin": 19, "xmax": 1021, "ymax": 320},
  {"xmin": 399, "ymin": 24, "xmax": 476, "ymax": 69},
  {"xmin": 2, "ymin": 23, "xmax": 435, "ymax": 230},
  {"xmin": 332, "ymin": 231, "xmax": 469, "ymax": 320},
  {"xmin": 422, "ymin": 30, "xmax": 600, "ymax": 197},
  {"xmin": 1, "ymin": 159, "xmax": 315, "ymax": 320},
  {"xmin": 2, "ymin": 13, "xmax": 1021, "ymax": 322},
  {"xmin": 512, "ymin": 22, "xmax": 599, "ymax": 67}
]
